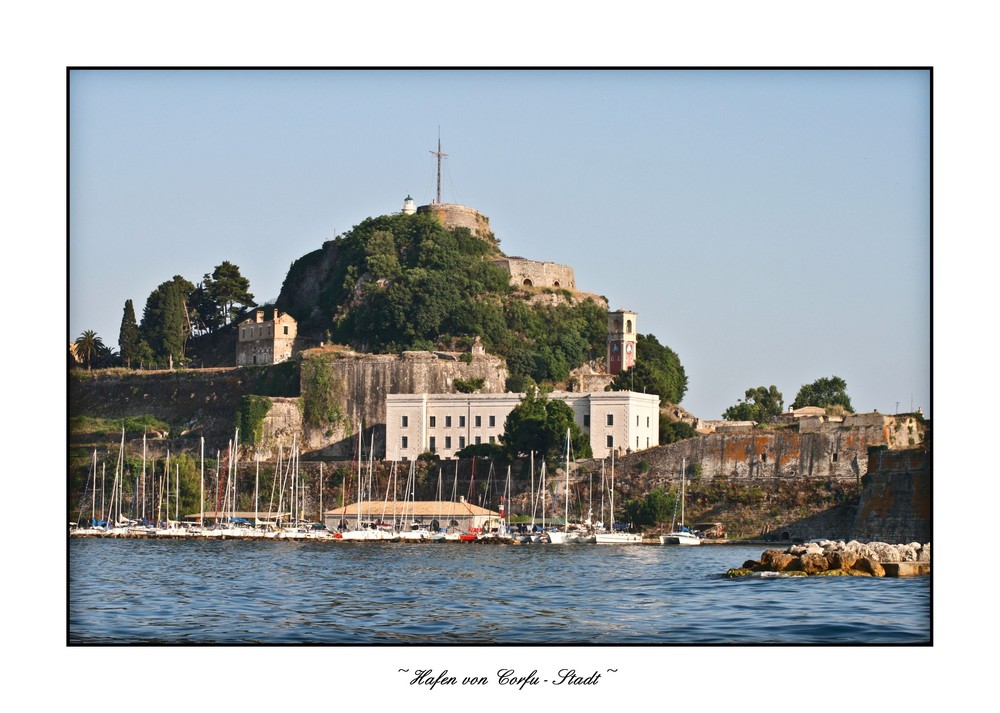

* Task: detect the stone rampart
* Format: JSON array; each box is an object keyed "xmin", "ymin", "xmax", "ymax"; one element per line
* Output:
[
  {"xmin": 852, "ymin": 449, "xmax": 931, "ymax": 543},
  {"xmin": 494, "ymin": 257, "xmax": 576, "ymax": 290},
  {"xmin": 612, "ymin": 424, "xmax": 891, "ymax": 481},
  {"xmin": 285, "ymin": 350, "xmax": 509, "ymax": 458},
  {"xmin": 417, "ymin": 203, "xmax": 494, "ymax": 240}
]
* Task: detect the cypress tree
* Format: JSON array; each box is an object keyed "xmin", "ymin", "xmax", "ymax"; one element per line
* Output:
[{"xmin": 118, "ymin": 299, "xmax": 139, "ymax": 368}]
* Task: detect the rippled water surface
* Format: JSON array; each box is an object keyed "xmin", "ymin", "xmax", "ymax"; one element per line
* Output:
[{"xmin": 69, "ymin": 540, "xmax": 930, "ymax": 644}]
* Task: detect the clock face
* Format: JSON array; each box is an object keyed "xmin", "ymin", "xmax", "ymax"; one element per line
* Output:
[
  {"xmin": 612, "ymin": 343, "xmax": 620, "ymax": 353},
  {"xmin": 625, "ymin": 343, "xmax": 633, "ymax": 354}
]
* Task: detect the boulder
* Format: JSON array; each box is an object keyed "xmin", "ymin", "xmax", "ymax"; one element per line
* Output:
[
  {"xmin": 760, "ymin": 550, "xmax": 797, "ymax": 572},
  {"xmin": 828, "ymin": 550, "xmax": 859, "ymax": 571},
  {"xmin": 869, "ymin": 542, "xmax": 902, "ymax": 563},
  {"xmin": 799, "ymin": 552, "xmax": 829, "ymax": 574},
  {"xmin": 897, "ymin": 544, "xmax": 918, "ymax": 562},
  {"xmin": 788, "ymin": 545, "xmax": 809, "ymax": 556},
  {"xmin": 852, "ymin": 557, "xmax": 886, "ymax": 577},
  {"xmin": 846, "ymin": 541, "xmax": 878, "ymax": 560},
  {"xmin": 918, "ymin": 543, "xmax": 931, "ymax": 562}
]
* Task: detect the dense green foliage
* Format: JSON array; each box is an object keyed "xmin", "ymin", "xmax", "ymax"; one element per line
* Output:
[
  {"xmin": 299, "ymin": 354, "xmax": 345, "ymax": 431},
  {"xmin": 140, "ymin": 275, "xmax": 195, "ymax": 367},
  {"xmin": 724, "ymin": 385, "xmax": 785, "ymax": 424},
  {"xmin": 236, "ymin": 395, "xmax": 272, "ymax": 447},
  {"xmin": 501, "ymin": 388, "xmax": 592, "ymax": 462},
  {"xmin": 792, "ymin": 375, "xmax": 854, "ymax": 413},
  {"xmin": 453, "ymin": 377, "xmax": 485, "ymax": 393},
  {"xmin": 118, "ymin": 300, "xmax": 139, "ymax": 368},
  {"xmin": 277, "ymin": 213, "xmax": 612, "ymax": 387},
  {"xmin": 610, "ymin": 333, "xmax": 688, "ymax": 405},
  {"xmin": 195, "ymin": 261, "xmax": 256, "ymax": 331},
  {"xmin": 623, "ymin": 487, "xmax": 678, "ymax": 528},
  {"xmin": 660, "ymin": 419, "xmax": 697, "ymax": 445}
]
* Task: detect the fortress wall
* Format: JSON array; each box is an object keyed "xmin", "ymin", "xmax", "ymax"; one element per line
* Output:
[{"xmin": 494, "ymin": 257, "xmax": 577, "ymax": 289}]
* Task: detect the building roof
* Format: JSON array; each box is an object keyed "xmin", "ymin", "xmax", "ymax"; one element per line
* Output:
[{"xmin": 325, "ymin": 500, "xmax": 498, "ymax": 518}]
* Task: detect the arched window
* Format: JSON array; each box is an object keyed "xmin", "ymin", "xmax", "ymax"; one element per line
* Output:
[
  {"xmin": 553, "ymin": 281, "xmax": 560, "ymax": 287},
  {"xmin": 523, "ymin": 278, "xmax": 533, "ymax": 287},
  {"xmin": 626, "ymin": 319, "xmax": 633, "ymax": 333}
]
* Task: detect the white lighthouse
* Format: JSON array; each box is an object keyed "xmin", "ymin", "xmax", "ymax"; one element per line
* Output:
[{"xmin": 402, "ymin": 194, "xmax": 417, "ymax": 215}]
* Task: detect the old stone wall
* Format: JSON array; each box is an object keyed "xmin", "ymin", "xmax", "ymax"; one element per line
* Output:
[
  {"xmin": 612, "ymin": 424, "xmax": 890, "ymax": 482},
  {"xmin": 417, "ymin": 203, "xmax": 494, "ymax": 240},
  {"xmin": 493, "ymin": 257, "xmax": 576, "ymax": 290},
  {"xmin": 852, "ymin": 449, "xmax": 931, "ymax": 543},
  {"xmin": 285, "ymin": 350, "xmax": 509, "ymax": 458},
  {"xmin": 69, "ymin": 368, "xmax": 267, "ymax": 453}
]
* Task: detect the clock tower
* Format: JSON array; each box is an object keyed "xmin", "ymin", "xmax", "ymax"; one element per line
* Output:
[{"xmin": 607, "ymin": 309, "xmax": 637, "ymax": 376}]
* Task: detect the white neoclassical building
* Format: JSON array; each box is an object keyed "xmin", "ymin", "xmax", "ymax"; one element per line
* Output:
[{"xmin": 385, "ymin": 390, "xmax": 660, "ymax": 461}]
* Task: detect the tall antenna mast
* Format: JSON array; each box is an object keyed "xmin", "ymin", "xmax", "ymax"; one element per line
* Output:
[{"xmin": 429, "ymin": 132, "xmax": 447, "ymax": 204}]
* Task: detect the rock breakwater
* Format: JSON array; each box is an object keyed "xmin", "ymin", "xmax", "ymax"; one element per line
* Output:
[{"xmin": 727, "ymin": 539, "xmax": 931, "ymax": 577}]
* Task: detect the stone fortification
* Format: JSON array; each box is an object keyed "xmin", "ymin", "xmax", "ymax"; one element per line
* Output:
[
  {"xmin": 69, "ymin": 367, "xmax": 288, "ymax": 453},
  {"xmin": 612, "ymin": 420, "xmax": 906, "ymax": 482},
  {"xmin": 493, "ymin": 257, "xmax": 576, "ymax": 290},
  {"xmin": 851, "ymin": 448, "xmax": 930, "ymax": 543},
  {"xmin": 262, "ymin": 349, "xmax": 509, "ymax": 458},
  {"xmin": 417, "ymin": 203, "xmax": 495, "ymax": 241}
]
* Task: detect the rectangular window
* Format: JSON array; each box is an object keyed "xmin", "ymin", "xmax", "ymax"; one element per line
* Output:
[
  {"xmin": 283, "ymin": 325, "xmax": 289, "ymax": 335},
  {"xmin": 475, "ymin": 415, "xmax": 482, "ymax": 428},
  {"xmin": 429, "ymin": 416, "xmax": 436, "ymax": 428},
  {"xmin": 401, "ymin": 415, "xmax": 409, "ymax": 428},
  {"xmin": 636, "ymin": 436, "xmax": 640, "ymax": 449},
  {"xmin": 475, "ymin": 436, "xmax": 482, "ymax": 445},
  {"xmin": 583, "ymin": 414, "xmax": 590, "ymax": 427},
  {"xmin": 647, "ymin": 416, "xmax": 650, "ymax": 427},
  {"xmin": 607, "ymin": 414, "xmax": 614, "ymax": 426},
  {"xmin": 401, "ymin": 436, "xmax": 409, "ymax": 449},
  {"xmin": 607, "ymin": 435, "xmax": 614, "ymax": 448},
  {"xmin": 489, "ymin": 436, "xmax": 495, "ymax": 444},
  {"xmin": 429, "ymin": 437, "xmax": 436, "ymax": 453},
  {"xmin": 445, "ymin": 436, "xmax": 452, "ymax": 449},
  {"xmin": 459, "ymin": 436, "xmax": 466, "ymax": 449},
  {"xmin": 488, "ymin": 415, "xmax": 496, "ymax": 427},
  {"xmin": 637, "ymin": 415, "xmax": 640, "ymax": 427},
  {"xmin": 459, "ymin": 416, "xmax": 466, "ymax": 428},
  {"xmin": 445, "ymin": 416, "xmax": 452, "ymax": 428},
  {"xmin": 646, "ymin": 437, "xmax": 650, "ymax": 448}
]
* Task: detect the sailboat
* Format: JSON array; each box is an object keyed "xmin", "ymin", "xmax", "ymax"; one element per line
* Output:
[
  {"xmin": 549, "ymin": 429, "xmax": 581, "ymax": 544},
  {"xmin": 660, "ymin": 457, "xmax": 701, "ymax": 545},
  {"xmin": 594, "ymin": 447, "xmax": 642, "ymax": 543}
]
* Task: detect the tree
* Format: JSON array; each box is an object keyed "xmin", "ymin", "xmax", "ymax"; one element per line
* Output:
[
  {"xmin": 792, "ymin": 376, "xmax": 854, "ymax": 413},
  {"xmin": 661, "ymin": 420, "xmax": 697, "ymax": 445},
  {"xmin": 501, "ymin": 388, "xmax": 592, "ymax": 462},
  {"xmin": 74, "ymin": 330, "xmax": 104, "ymax": 370},
  {"xmin": 204, "ymin": 261, "xmax": 254, "ymax": 326},
  {"xmin": 723, "ymin": 385, "xmax": 784, "ymax": 424},
  {"xmin": 610, "ymin": 333, "xmax": 688, "ymax": 405},
  {"xmin": 140, "ymin": 275, "xmax": 194, "ymax": 367},
  {"xmin": 118, "ymin": 300, "xmax": 139, "ymax": 368}
]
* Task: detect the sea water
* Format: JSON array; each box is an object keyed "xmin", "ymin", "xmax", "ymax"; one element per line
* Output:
[{"xmin": 68, "ymin": 539, "xmax": 930, "ymax": 644}]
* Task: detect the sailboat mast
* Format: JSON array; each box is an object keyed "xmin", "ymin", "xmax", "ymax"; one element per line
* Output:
[
  {"xmin": 611, "ymin": 449, "xmax": 615, "ymax": 532},
  {"xmin": 680, "ymin": 456, "xmax": 686, "ymax": 529},
  {"xmin": 91, "ymin": 449, "xmax": 97, "ymax": 525},
  {"xmin": 564, "ymin": 429, "xmax": 570, "ymax": 527},
  {"xmin": 199, "ymin": 437, "xmax": 205, "ymax": 527},
  {"xmin": 318, "ymin": 462, "xmax": 323, "ymax": 525},
  {"xmin": 254, "ymin": 455, "xmax": 260, "ymax": 527},
  {"xmin": 141, "ymin": 433, "xmax": 147, "ymax": 521}
]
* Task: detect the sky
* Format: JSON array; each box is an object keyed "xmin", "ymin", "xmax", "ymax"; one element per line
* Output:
[{"xmin": 69, "ymin": 69, "xmax": 931, "ymax": 419}]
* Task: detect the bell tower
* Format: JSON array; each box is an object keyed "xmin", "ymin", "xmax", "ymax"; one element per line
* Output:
[{"xmin": 607, "ymin": 309, "xmax": 637, "ymax": 376}]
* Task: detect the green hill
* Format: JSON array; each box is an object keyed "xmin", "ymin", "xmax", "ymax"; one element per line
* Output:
[{"xmin": 274, "ymin": 211, "xmax": 608, "ymax": 389}]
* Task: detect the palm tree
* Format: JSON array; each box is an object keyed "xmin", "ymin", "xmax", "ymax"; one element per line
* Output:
[{"xmin": 74, "ymin": 330, "xmax": 104, "ymax": 371}]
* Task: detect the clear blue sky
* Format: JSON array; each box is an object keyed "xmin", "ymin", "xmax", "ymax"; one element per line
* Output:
[{"xmin": 69, "ymin": 69, "xmax": 930, "ymax": 419}]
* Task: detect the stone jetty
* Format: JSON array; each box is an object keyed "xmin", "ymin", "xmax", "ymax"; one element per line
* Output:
[{"xmin": 728, "ymin": 540, "xmax": 931, "ymax": 577}]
